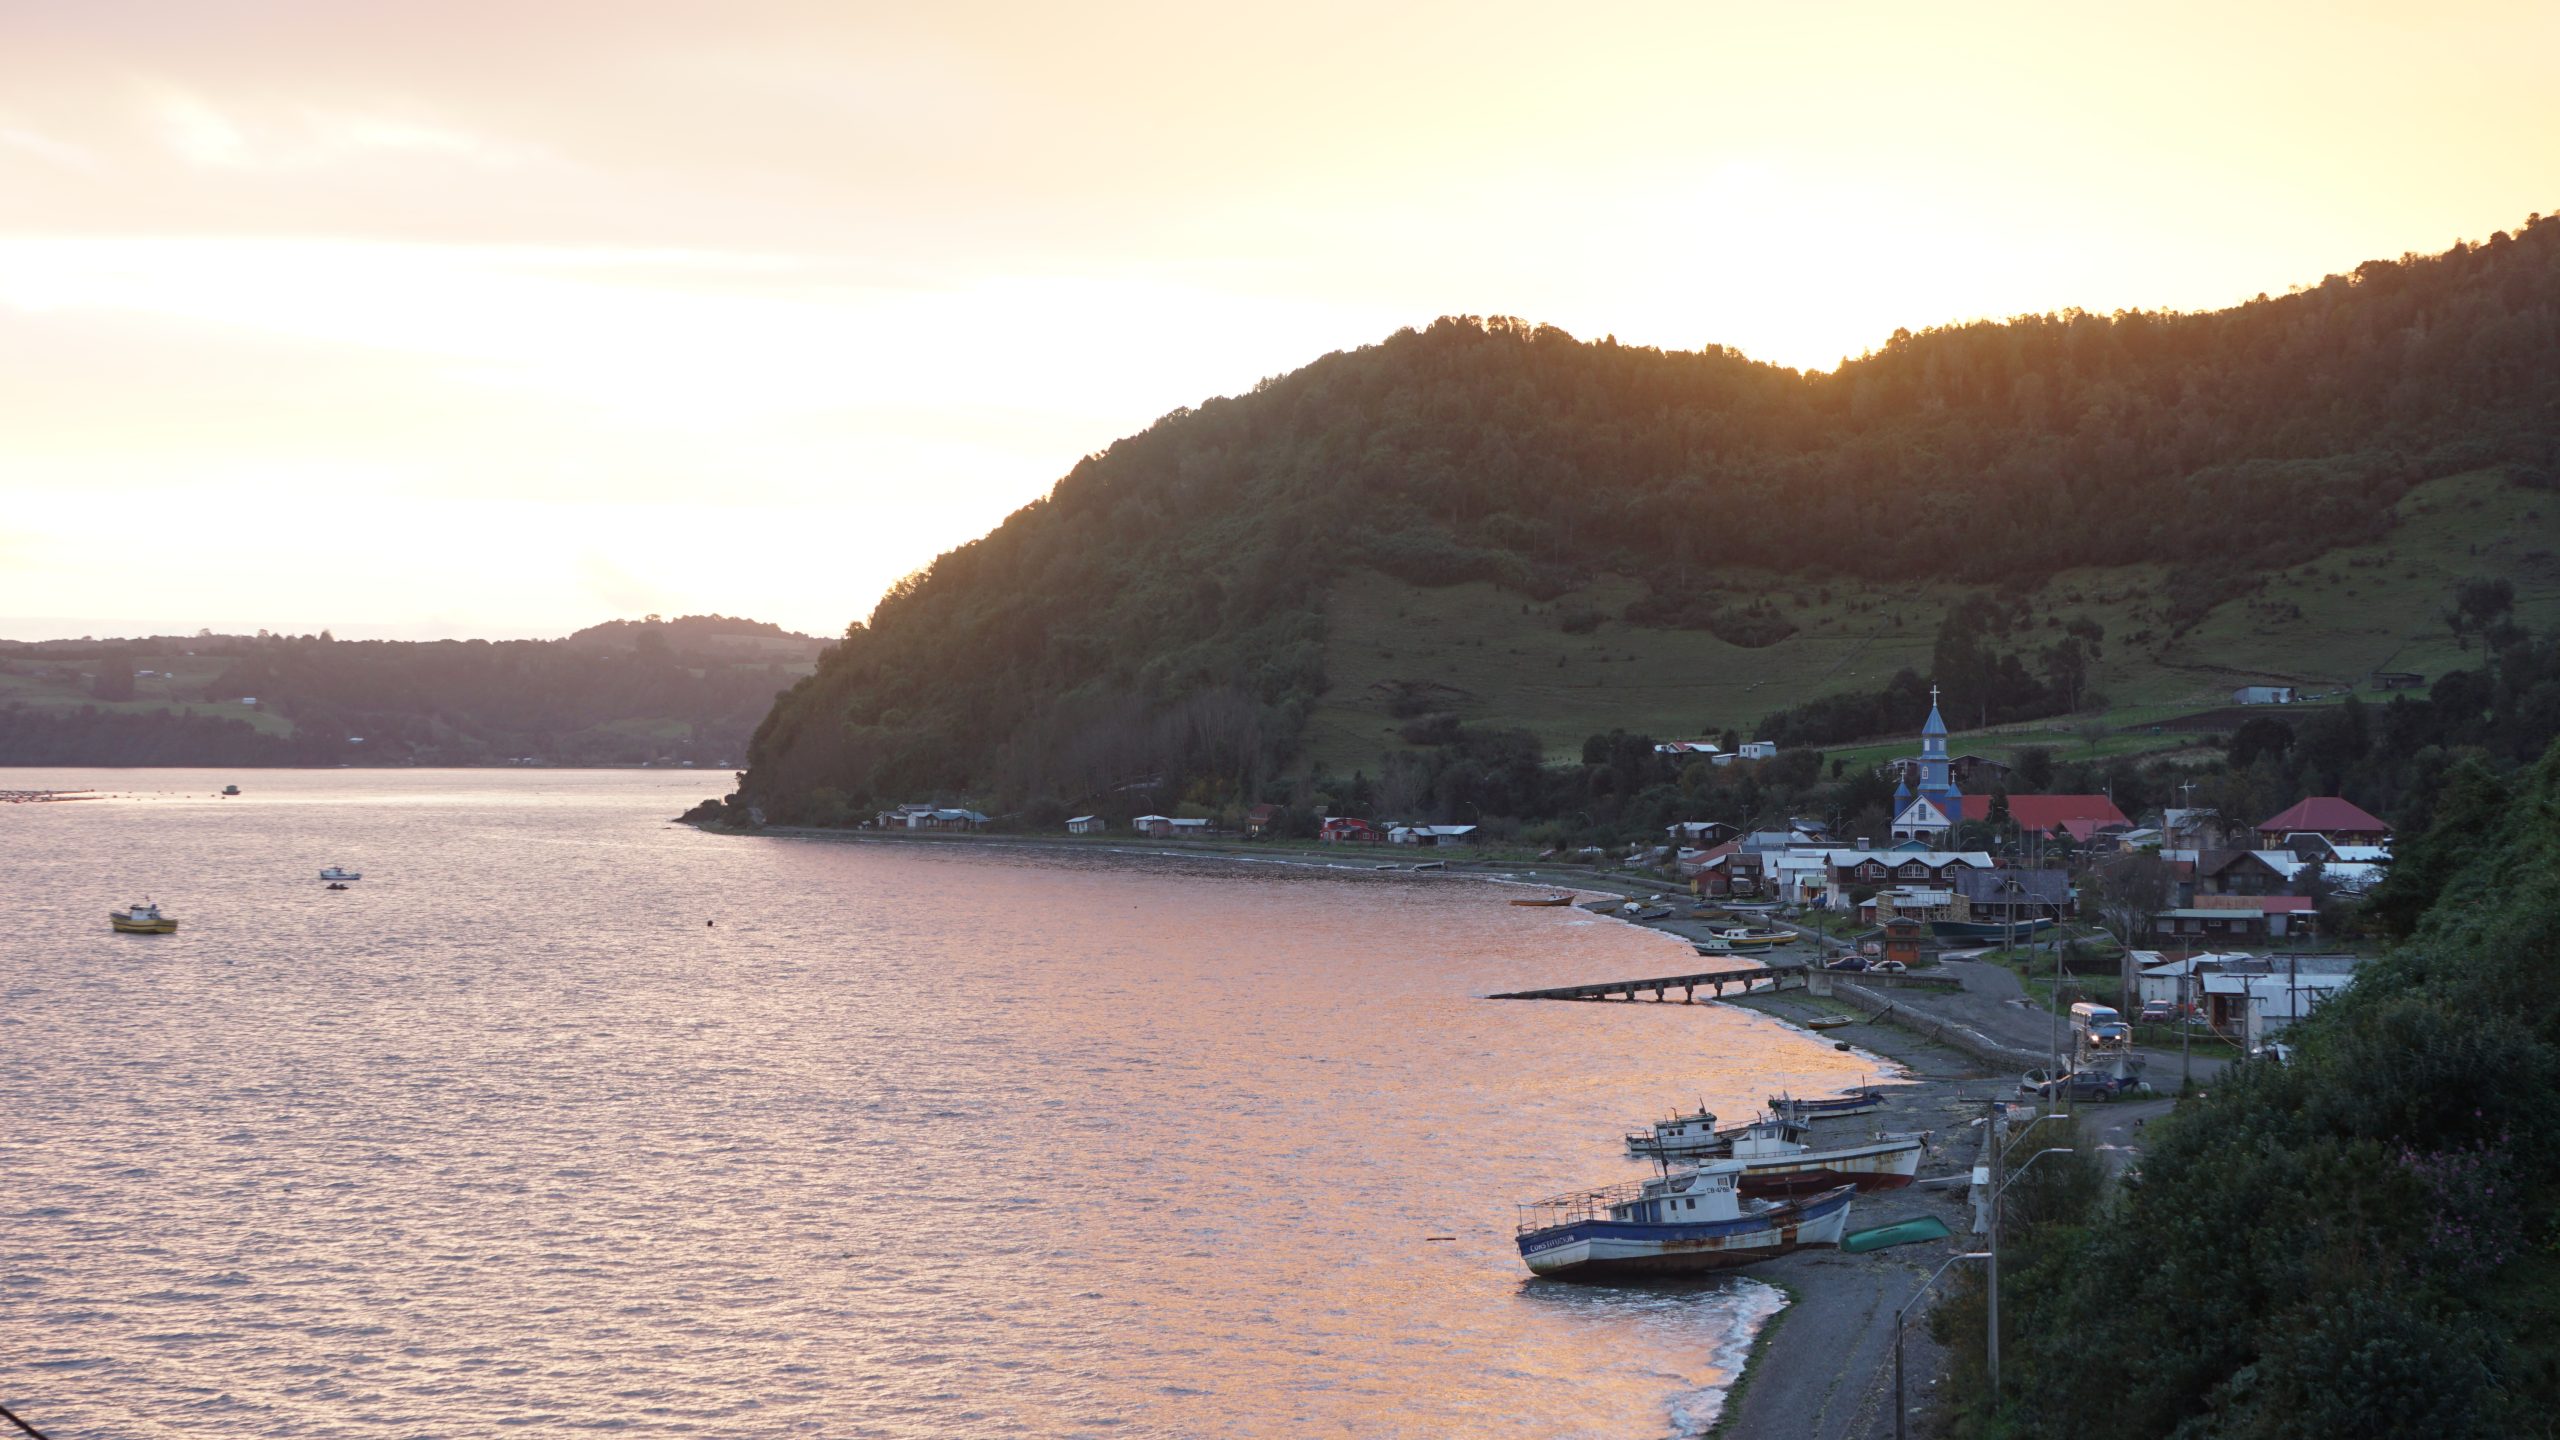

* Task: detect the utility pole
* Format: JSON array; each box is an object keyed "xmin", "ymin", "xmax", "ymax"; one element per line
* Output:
[{"xmin": 1986, "ymin": 1097, "xmax": 2002, "ymax": 1397}]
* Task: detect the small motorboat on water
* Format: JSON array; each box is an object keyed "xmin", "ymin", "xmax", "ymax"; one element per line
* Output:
[
  {"xmin": 1509, "ymin": 895, "xmax": 1575, "ymax": 907},
  {"xmin": 110, "ymin": 901, "xmax": 179, "ymax": 934},
  {"xmin": 221, "ymin": 784, "xmax": 240, "ymax": 796},
  {"xmin": 1516, "ymin": 1162, "xmax": 1855, "ymax": 1280},
  {"xmin": 1769, "ymin": 1086, "xmax": 1886, "ymax": 1118},
  {"xmin": 319, "ymin": 867, "xmax": 362, "ymax": 882}
]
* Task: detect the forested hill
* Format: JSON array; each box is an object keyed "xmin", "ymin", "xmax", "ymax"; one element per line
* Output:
[
  {"xmin": 0, "ymin": 616, "xmax": 822, "ymax": 766},
  {"xmin": 742, "ymin": 213, "xmax": 2560, "ymax": 821}
]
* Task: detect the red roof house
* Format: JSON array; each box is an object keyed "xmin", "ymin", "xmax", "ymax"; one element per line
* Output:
[
  {"xmin": 1957, "ymin": 794, "xmax": 2130, "ymax": 842},
  {"xmin": 2257, "ymin": 798, "xmax": 2390, "ymax": 846}
]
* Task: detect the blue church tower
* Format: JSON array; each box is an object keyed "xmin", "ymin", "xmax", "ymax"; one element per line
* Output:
[{"xmin": 1890, "ymin": 687, "xmax": 1965, "ymax": 844}]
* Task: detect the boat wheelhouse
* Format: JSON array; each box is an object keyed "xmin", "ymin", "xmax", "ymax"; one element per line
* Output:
[
  {"xmin": 1515, "ymin": 1160, "xmax": 1854, "ymax": 1280},
  {"xmin": 1624, "ymin": 1104, "xmax": 1747, "ymax": 1158}
]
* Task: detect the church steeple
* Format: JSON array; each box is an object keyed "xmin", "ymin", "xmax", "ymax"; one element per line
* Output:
[{"xmin": 1891, "ymin": 686, "xmax": 1966, "ymax": 844}]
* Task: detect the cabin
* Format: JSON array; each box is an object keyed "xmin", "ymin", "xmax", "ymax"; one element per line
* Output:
[
  {"xmin": 1065, "ymin": 815, "xmax": 1106, "ymax": 835},
  {"xmin": 1167, "ymin": 817, "xmax": 1212, "ymax": 837},
  {"xmin": 2191, "ymin": 849, "xmax": 2296, "ymax": 897},
  {"xmin": 1738, "ymin": 740, "xmax": 1778, "ymax": 761},
  {"xmin": 1319, "ymin": 816, "xmax": 1380, "ymax": 843},
  {"xmin": 1666, "ymin": 820, "xmax": 1740, "ymax": 847},
  {"xmin": 2200, "ymin": 960, "xmax": 2357, "ymax": 1045},
  {"xmin": 1389, "ymin": 823, "xmax": 1478, "ymax": 846},
  {"xmin": 1246, "ymin": 803, "xmax": 1280, "ymax": 837},
  {"xmin": 1133, "ymin": 814, "xmax": 1175, "ymax": 838},
  {"xmin": 2231, "ymin": 686, "xmax": 2299, "ymax": 705},
  {"xmin": 2154, "ymin": 907, "xmax": 2274, "ymax": 943},
  {"xmin": 1881, "ymin": 915, "xmax": 1926, "ymax": 967},
  {"xmin": 1654, "ymin": 740, "xmax": 1724, "ymax": 757}
]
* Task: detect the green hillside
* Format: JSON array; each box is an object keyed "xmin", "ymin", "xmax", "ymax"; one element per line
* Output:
[
  {"xmin": 1305, "ymin": 466, "xmax": 2560, "ymax": 773},
  {"xmin": 741, "ymin": 213, "xmax": 2560, "ymax": 821}
]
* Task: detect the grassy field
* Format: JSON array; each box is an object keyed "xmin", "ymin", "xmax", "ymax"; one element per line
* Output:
[
  {"xmin": 0, "ymin": 655, "xmax": 299, "ymax": 736},
  {"xmin": 1305, "ymin": 468, "xmax": 2558, "ymax": 775}
]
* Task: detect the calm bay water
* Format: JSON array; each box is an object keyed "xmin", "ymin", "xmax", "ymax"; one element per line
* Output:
[{"xmin": 2, "ymin": 770, "xmax": 1888, "ymax": 1437}]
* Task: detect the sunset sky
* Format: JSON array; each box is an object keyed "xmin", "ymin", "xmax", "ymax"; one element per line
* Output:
[{"xmin": 3, "ymin": 0, "xmax": 2555, "ymax": 641}]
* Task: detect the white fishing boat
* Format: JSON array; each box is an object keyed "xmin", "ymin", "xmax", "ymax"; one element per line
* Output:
[
  {"xmin": 109, "ymin": 901, "xmax": 179, "ymax": 934},
  {"xmin": 1516, "ymin": 1161, "xmax": 1855, "ymax": 1279},
  {"xmin": 319, "ymin": 866, "xmax": 362, "ymax": 882},
  {"xmin": 1723, "ymin": 1115, "xmax": 1927, "ymax": 1197}
]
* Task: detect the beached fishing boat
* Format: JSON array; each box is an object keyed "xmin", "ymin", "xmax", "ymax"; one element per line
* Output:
[
  {"xmin": 1695, "ymin": 926, "xmax": 1788, "ymax": 954},
  {"xmin": 1931, "ymin": 916, "xmax": 2056, "ymax": 941},
  {"xmin": 109, "ymin": 901, "xmax": 178, "ymax": 934},
  {"xmin": 1769, "ymin": 1086, "xmax": 1885, "ymax": 1118},
  {"xmin": 1508, "ymin": 895, "xmax": 1575, "ymax": 907},
  {"xmin": 1724, "ymin": 1115, "xmax": 1926, "ymax": 1196},
  {"xmin": 1515, "ymin": 1161, "xmax": 1855, "ymax": 1280}
]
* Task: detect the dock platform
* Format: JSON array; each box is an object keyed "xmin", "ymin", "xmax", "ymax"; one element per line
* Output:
[{"xmin": 1489, "ymin": 961, "xmax": 1810, "ymax": 1003}]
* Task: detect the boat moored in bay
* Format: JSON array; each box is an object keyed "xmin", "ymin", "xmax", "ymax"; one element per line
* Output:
[
  {"xmin": 1516, "ymin": 1161, "xmax": 1854, "ymax": 1280},
  {"xmin": 319, "ymin": 866, "xmax": 362, "ymax": 882},
  {"xmin": 109, "ymin": 901, "xmax": 179, "ymax": 934}
]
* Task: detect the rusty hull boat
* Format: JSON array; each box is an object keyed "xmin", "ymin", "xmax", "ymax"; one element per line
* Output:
[{"xmin": 1515, "ymin": 1160, "xmax": 1854, "ymax": 1280}]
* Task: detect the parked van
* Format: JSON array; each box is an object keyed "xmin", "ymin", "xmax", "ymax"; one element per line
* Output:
[{"xmin": 2070, "ymin": 1002, "xmax": 2131, "ymax": 1053}]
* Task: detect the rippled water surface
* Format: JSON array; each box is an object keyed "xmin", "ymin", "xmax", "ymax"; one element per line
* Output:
[{"xmin": 2, "ymin": 770, "xmax": 1889, "ymax": 1437}]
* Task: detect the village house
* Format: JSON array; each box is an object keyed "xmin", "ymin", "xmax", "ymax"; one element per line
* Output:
[
  {"xmin": 2198, "ymin": 956, "xmax": 2358, "ymax": 1046},
  {"xmin": 2257, "ymin": 797, "xmax": 2391, "ymax": 847},
  {"xmin": 876, "ymin": 803, "xmax": 989, "ymax": 831},
  {"xmin": 2152, "ymin": 906, "xmax": 2278, "ymax": 945},
  {"xmin": 1246, "ymin": 803, "xmax": 1281, "ymax": 837},
  {"xmin": 1665, "ymin": 820, "xmax": 1740, "ymax": 848},
  {"xmin": 2193, "ymin": 893, "xmax": 2318, "ymax": 937},
  {"xmin": 1065, "ymin": 815, "xmax": 1107, "ymax": 835},
  {"xmin": 1389, "ymin": 823, "xmax": 1478, "ymax": 846},
  {"xmin": 1319, "ymin": 816, "xmax": 1380, "ymax": 843},
  {"xmin": 1133, "ymin": 813, "xmax": 1175, "ymax": 838},
  {"xmin": 1653, "ymin": 740, "xmax": 1724, "ymax": 757},
  {"xmin": 1951, "ymin": 867, "xmax": 2074, "ymax": 923},
  {"xmin": 1167, "ymin": 817, "xmax": 1212, "ymax": 837}
]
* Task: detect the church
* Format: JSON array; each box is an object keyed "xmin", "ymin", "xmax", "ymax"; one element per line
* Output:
[{"xmin": 1890, "ymin": 688, "xmax": 1964, "ymax": 843}]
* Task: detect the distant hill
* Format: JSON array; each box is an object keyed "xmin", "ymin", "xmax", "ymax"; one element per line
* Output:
[
  {"xmin": 740, "ymin": 213, "xmax": 2560, "ymax": 822},
  {"xmin": 0, "ymin": 616, "xmax": 824, "ymax": 767}
]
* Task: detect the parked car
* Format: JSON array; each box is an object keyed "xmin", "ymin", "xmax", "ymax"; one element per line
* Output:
[
  {"xmin": 2250, "ymin": 1041, "xmax": 2295, "ymax": 1065},
  {"xmin": 1824, "ymin": 956, "xmax": 1869, "ymax": 972},
  {"xmin": 2138, "ymin": 999, "xmax": 2178, "ymax": 1023},
  {"xmin": 2019, "ymin": 1068, "xmax": 2149, "ymax": 1101},
  {"xmin": 1871, "ymin": 959, "xmax": 1908, "ymax": 974}
]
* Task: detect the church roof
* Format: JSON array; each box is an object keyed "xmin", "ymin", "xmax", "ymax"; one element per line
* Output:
[
  {"xmin": 1922, "ymin": 700, "xmax": 1948, "ymax": 737},
  {"xmin": 1957, "ymin": 794, "xmax": 2130, "ymax": 840}
]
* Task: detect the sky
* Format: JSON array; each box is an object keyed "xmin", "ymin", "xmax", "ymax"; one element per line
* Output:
[{"xmin": 2, "ymin": 1, "xmax": 2555, "ymax": 642}]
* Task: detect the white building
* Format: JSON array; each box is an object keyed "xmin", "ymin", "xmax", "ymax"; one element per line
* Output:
[
  {"xmin": 1065, "ymin": 815, "xmax": 1106, "ymax": 835},
  {"xmin": 1389, "ymin": 823, "xmax": 1479, "ymax": 846},
  {"xmin": 2231, "ymin": 686, "xmax": 2299, "ymax": 706}
]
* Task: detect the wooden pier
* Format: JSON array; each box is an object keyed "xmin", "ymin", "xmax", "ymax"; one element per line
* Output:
[{"xmin": 1489, "ymin": 960, "xmax": 1810, "ymax": 1004}]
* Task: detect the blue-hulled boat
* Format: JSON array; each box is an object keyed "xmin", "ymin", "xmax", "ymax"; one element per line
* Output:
[{"xmin": 1516, "ymin": 1161, "xmax": 1855, "ymax": 1280}]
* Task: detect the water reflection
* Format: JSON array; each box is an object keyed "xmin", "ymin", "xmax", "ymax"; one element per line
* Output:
[{"xmin": 2, "ymin": 770, "xmax": 1890, "ymax": 1438}]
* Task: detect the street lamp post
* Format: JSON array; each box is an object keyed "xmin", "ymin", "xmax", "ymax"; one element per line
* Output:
[
  {"xmin": 1984, "ymin": 1103, "xmax": 2075, "ymax": 1399},
  {"xmin": 1896, "ymin": 1249, "xmax": 1992, "ymax": 1440}
]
